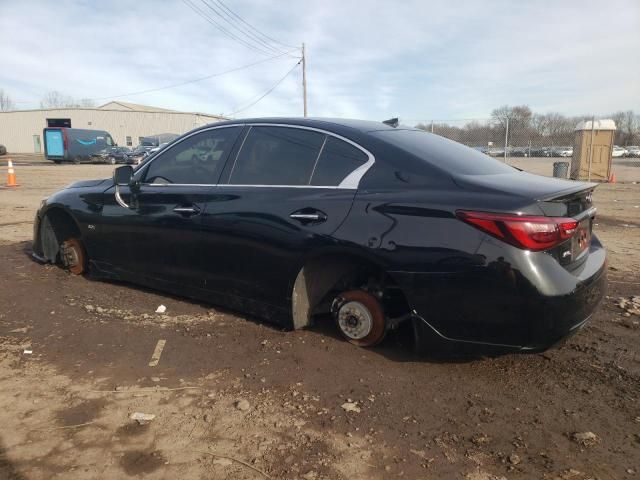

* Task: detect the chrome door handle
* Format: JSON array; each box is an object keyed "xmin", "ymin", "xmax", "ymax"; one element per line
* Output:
[
  {"xmin": 173, "ymin": 205, "xmax": 201, "ymax": 215},
  {"xmin": 290, "ymin": 213, "xmax": 321, "ymax": 221},
  {"xmin": 289, "ymin": 210, "xmax": 327, "ymax": 224}
]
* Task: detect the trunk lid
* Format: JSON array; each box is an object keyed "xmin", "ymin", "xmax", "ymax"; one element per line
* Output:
[
  {"xmin": 454, "ymin": 170, "xmax": 597, "ymax": 268},
  {"xmin": 453, "ymin": 170, "xmax": 596, "ymax": 204}
]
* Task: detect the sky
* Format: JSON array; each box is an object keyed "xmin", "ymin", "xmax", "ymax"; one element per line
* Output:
[{"xmin": 1, "ymin": 0, "xmax": 638, "ymax": 122}]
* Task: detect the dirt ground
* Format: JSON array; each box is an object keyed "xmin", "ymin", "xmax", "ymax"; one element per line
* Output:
[{"xmin": 0, "ymin": 163, "xmax": 639, "ymax": 479}]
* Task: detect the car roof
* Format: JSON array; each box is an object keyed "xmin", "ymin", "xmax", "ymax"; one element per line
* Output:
[{"xmin": 192, "ymin": 117, "xmax": 404, "ymax": 134}]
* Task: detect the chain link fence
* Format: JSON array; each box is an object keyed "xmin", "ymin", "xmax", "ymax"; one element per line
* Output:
[{"xmin": 412, "ymin": 118, "xmax": 640, "ymax": 183}]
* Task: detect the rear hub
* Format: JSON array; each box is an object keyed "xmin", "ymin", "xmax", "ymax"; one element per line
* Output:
[
  {"xmin": 338, "ymin": 301, "xmax": 373, "ymax": 340},
  {"xmin": 333, "ymin": 290, "xmax": 386, "ymax": 347}
]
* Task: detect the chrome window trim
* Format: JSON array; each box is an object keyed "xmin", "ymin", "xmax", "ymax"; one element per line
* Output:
[
  {"xmin": 308, "ymin": 135, "xmax": 328, "ymax": 185},
  {"xmin": 143, "ymin": 183, "xmax": 348, "ymax": 190},
  {"xmin": 135, "ymin": 122, "xmax": 375, "ymax": 190},
  {"xmin": 227, "ymin": 125, "xmax": 252, "ymax": 182},
  {"xmin": 240, "ymin": 123, "xmax": 375, "ymax": 189},
  {"xmin": 135, "ymin": 124, "xmax": 243, "ymax": 182}
]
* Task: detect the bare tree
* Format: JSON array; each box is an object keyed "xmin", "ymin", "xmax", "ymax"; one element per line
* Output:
[
  {"xmin": 611, "ymin": 111, "xmax": 638, "ymax": 146},
  {"xmin": 40, "ymin": 91, "xmax": 71, "ymax": 108},
  {"xmin": 491, "ymin": 105, "xmax": 533, "ymax": 146},
  {"xmin": 491, "ymin": 105, "xmax": 533, "ymax": 129},
  {"xmin": 79, "ymin": 98, "xmax": 96, "ymax": 107},
  {"xmin": 531, "ymin": 113, "xmax": 551, "ymax": 137},
  {"xmin": 0, "ymin": 89, "xmax": 14, "ymax": 111},
  {"xmin": 40, "ymin": 91, "xmax": 95, "ymax": 109}
]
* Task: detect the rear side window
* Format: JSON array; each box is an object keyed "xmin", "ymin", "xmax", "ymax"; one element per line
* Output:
[
  {"xmin": 230, "ymin": 127, "xmax": 324, "ymax": 185},
  {"xmin": 310, "ymin": 137, "xmax": 368, "ymax": 186},
  {"xmin": 144, "ymin": 127, "xmax": 241, "ymax": 185},
  {"xmin": 373, "ymin": 129, "xmax": 515, "ymax": 175}
]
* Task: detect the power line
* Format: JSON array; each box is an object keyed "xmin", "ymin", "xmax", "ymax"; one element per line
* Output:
[
  {"xmin": 88, "ymin": 51, "xmax": 298, "ymax": 102},
  {"xmin": 226, "ymin": 61, "xmax": 300, "ymax": 117},
  {"xmin": 213, "ymin": 0, "xmax": 297, "ymax": 50},
  {"xmin": 182, "ymin": 0, "xmax": 278, "ymax": 57},
  {"xmin": 199, "ymin": 0, "xmax": 288, "ymax": 56}
]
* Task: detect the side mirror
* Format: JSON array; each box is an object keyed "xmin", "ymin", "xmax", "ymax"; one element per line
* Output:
[{"xmin": 113, "ymin": 165, "xmax": 133, "ymax": 186}]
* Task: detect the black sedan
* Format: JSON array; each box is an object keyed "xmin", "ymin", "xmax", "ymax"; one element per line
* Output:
[
  {"xmin": 92, "ymin": 146, "xmax": 134, "ymax": 165},
  {"xmin": 32, "ymin": 118, "xmax": 606, "ymax": 352}
]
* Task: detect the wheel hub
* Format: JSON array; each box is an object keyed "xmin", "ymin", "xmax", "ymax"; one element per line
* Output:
[
  {"xmin": 338, "ymin": 301, "xmax": 373, "ymax": 340},
  {"xmin": 63, "ymin": 244, "xmax": 80, "ymax": 268}
]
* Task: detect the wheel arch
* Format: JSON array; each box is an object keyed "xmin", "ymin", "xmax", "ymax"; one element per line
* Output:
[
  {"xmin": 290, "ymin": 248, "xmax": 404, "ymax": 330},
  {"xmin": 38, "ymin": 205, "xmax": 83, "ymax": 263}
]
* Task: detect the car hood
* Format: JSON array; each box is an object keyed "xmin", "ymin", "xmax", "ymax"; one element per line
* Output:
[
  {"xmin": 65, "ymin": 178, "xmax": 111, "ymax": 189},
  {"xmin": 453, "ymin": 170, "xmax": 596, "ymax": 201}
]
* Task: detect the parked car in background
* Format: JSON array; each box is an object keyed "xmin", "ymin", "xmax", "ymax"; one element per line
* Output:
[
  {"xmin": 93, "ymin": 146, "xmax": 133, "ymax": 165},
  {"xmin": 148, "ymin": 142, "xmax": 170, "ymax": 155},
  {"xmin": 510, "ymin": 147, "xmax": 529, "ymax": 157},
  {"xmin": 557, "ymin": 147, "xmax": 573, "ymax": 157},
  {"xmin": 529, "ymin": 147, "xmax": 550, "ymax": 157},
  {"xmin": 625, "ymin": 146, "xmax": 640, "ymax": 157},
  {"xmin": 545, "ymin": 147, "xmax": 572, "ymax": 157},
  {"xmin": 0, "ymin": 144, "xmax": 6, "ymax": 155},
  {"xmin": 129, "ymin": 146, "xmax": 153, "ymax": 163},
  {"xmin": 33, "ymin": 118, "xmax": 606, "ymax": 353},
  {"xmin": 612, "ymin": 146, "xmax": 627, "ymax": 158},
  {"xmin": 486, "ymin": 147, "xmax": 505, "ymax": 157}
]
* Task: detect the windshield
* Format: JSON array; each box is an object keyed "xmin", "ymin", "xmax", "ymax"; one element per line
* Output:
[{"xmin": 373, "ymin": 129, "xmax": 516, "ymax": 175}]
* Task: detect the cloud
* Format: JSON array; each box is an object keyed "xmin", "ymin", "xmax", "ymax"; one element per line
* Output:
[{"xmin": 0, "ymin": 0, "xmax": 638, "ymax": 120}]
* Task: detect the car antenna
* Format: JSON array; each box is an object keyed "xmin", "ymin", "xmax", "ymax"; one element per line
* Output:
[{"xmin": 382, "ymin": 117, "xmax": 399, "ymax": 128}]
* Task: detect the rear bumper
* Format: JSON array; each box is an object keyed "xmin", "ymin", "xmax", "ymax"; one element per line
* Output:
[{"xmin": 389, "ymin": 237, "xmax": 607, "ymax": 351}]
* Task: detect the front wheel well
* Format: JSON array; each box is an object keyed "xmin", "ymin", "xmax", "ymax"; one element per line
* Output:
[
  {"xmin": 40, "ymin": 208, "xmax": 82, "ymax": 263},
  {"xmin": 291, "ymin": 253, "xmax": 411, "ymax": 330}
]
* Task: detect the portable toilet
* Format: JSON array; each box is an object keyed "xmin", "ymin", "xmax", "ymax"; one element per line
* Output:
[{"xmin": 570, "ymin": 119, "xmax": 616, "ymax": 181}]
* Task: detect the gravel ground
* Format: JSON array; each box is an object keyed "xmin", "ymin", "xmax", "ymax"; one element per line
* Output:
[{"xmin": 0, "ymin": 163, "xmax": 639, "ymax": 479}]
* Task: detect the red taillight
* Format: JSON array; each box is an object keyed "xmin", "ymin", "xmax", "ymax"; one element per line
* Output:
[{"xmin": 456, "ymin": 210, "xmax": 578, "ymax": 251}]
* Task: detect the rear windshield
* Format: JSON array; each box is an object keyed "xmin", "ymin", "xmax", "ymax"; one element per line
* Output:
[{"xmin": 373, "ymin": 129, "xmax": 516, "ymax": 175}]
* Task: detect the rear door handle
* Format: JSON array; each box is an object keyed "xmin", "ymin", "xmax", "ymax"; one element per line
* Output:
[
  {"xmin": 290, "ymin": 213, "xmax": 321, "ymax": 221},
  {"xmin": 173, "ymin": 205, "xmax": 201, "ymax": 216},
  {"xmin": 289, "ymin": 209, "xmax": 327, "ymax": 224}
]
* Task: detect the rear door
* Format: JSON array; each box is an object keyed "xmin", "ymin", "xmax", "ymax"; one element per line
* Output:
[{"xmin": 198, "ymin": 125, "xmax": 372, "ymax": 309}]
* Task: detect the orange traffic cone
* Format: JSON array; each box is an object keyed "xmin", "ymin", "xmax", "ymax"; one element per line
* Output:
[
  {"xmin": 6, "ymin": 159, "xmax": 19, "ymax": 187},
  {"xmin": 609, "ymin": 171, "xmax": 616, "ymax": 183}
]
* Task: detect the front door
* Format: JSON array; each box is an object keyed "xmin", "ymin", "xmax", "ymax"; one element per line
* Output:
[
  {"xmin": 33, "ymin": 134, "xmax": 41, "ymax": 153},
  {"xmin": 198, "ymin": 125, "xmax": 371, "ymax": 311},
  {"xmin": 97, "ymin": 125, "xmax": 243, "ymax": 288}
]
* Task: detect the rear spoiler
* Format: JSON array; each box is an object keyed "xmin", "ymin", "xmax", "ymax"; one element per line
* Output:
[{"xmin": 539, "ymin": 182, "xmax": 598, "ymax": 202}]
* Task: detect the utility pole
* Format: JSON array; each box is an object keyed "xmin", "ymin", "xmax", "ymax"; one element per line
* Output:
[{"xmin": 302, "ymin": 43, "xmax": 308, "ymax": 117}]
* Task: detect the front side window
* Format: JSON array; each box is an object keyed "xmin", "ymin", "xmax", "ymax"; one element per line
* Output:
[
  {"xmin": 229, "ymin": 126, "xmax": 324, "ymax": 185},
  {"xmin": 310, "ymin": 137, "xmax": 368, "ymax": 186},
  {"xmin": 143, "ymin": 127, "xmax": 241, "ymax": 185}
]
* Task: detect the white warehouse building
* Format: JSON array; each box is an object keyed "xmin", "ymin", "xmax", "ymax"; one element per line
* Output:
[{"xmin": 0, "ymin": 101, "xmax": 226, "ymax": 154}]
